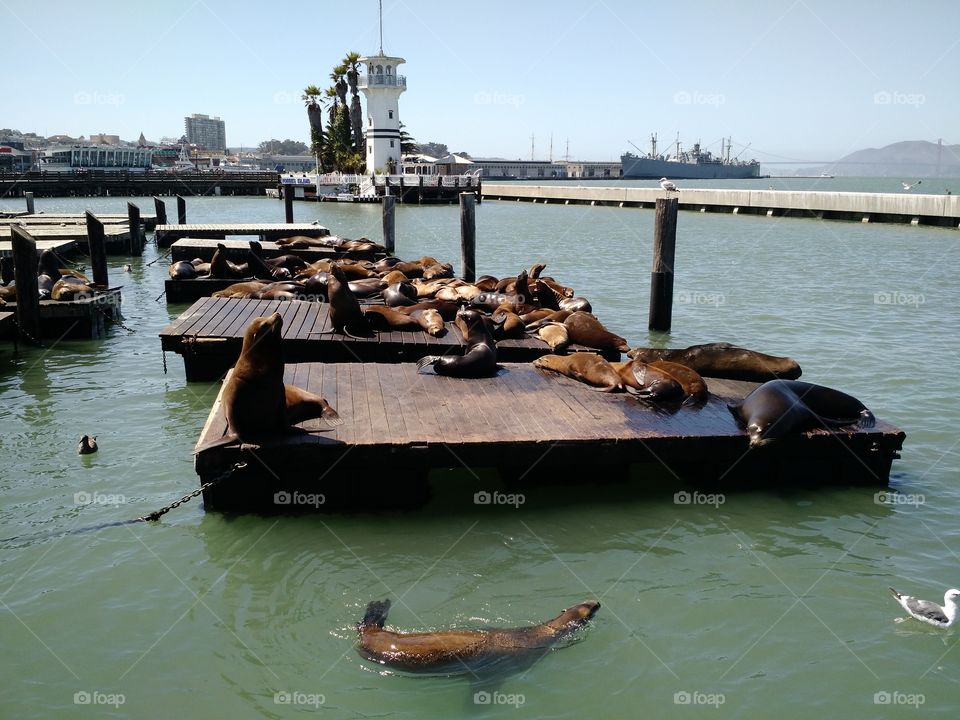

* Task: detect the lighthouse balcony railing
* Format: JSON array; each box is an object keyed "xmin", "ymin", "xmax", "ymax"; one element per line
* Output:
[{"xmin": 358, "ymin": 74, "xmax": 407, "ymax": 89}]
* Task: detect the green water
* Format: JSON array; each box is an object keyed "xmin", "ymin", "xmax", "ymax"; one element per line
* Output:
[{"xmin": 1, "ymin": 195, "xmax": 958, "ymax": 718}]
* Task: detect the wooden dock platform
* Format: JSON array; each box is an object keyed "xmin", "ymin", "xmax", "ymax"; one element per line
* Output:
[
  {"xmin": 5, "ymin": 289, "xmax": 122, "ymax": 339},
  {"xmin": 194, "ymin": 363, "xmax": 906, "ymax": 512},
  {"xmin": 0, "ymin": 213, "xmax": 156, "ymax": 229},
  {"xmin": 160, "ymin": 297, "xmax": 611, "ymax": 381},
  {"xmin": 155, "ymin": 223, "xmax": 329, "ymax": 248},
  {"xmin": 0, "ymin": 224, "xmax": 130, "ymax": 247},
  {"xmin": 0, "ymin": 311, "xmax": 13, "ymax": 339},
  {"xmin": 0, "ymin": 238, "xmax": 78, "ymax": 257},
  {"xmin": 483, "ymin": 184, "xmax": 960, "ymax": 229},
  {"xmin": 169, "ymin": 238, "xmax": 380, "ymax": 263}
]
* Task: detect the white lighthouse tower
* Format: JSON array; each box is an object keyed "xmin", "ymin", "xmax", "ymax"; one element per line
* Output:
[{"xmin": 358, "ymin": 53, "xmax": 406, "ymax": 174}]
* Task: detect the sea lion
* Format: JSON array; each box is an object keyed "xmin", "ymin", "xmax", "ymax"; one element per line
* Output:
[
  {"xmin": 648, "ymin": 360, "xmax": 708, "ymax": 404},
  {"xmin": 212, "ymin": 281, "xmax": 269, "ymax": 299},
  {"xmin": 77, "ymin": 435, "xmax": 98, "ymax": 455},
  {"xmin": 563, "ymin": 312, "xmax": 629, "ymax": 354},
  {"xmin": 490, "ymin": 306, "xmax": 527, "ymax": 339},
  {"xmin": 536, "ymin": 323, "xmax": 570, "ymax": 352},
  {"xmin": 363, "ymin": 305, "xmax": 424, "ymax": 332},
  {"xmin": 628, "ymin": 343, "xmax": 802, "ymax": 382},
  {"xmin": 333, "ymin": 260, "xmax": 378, "ymax": 280},
  {"xmin": 410, "ymin": 309, "xmax": 445, "ymax": 337},
  {"xmin": 326, "ymin": 265, "xmax": 370, "ymax": 337},
  {"xmin": 524, "ymin": 309, "xmax": 573, "ymax": 330},
  {"xmin": 384, "ymin": 282, "xmax": 418, "ymax": 307},
  {"xmin": 416, "ymin": 309, "xmax": 497, "ymax": 378},
  {"xmin": 729, "ymin": 379, "xmax": 875, "ymax": 447},
  {"xmin": 533, "ymin": 353, "xmax": 623, "ymax": 392},
  {"xmin": 244, "ymin": 250, "xmax": 292, "ymax": 281},
  {"xmin": 395, "ymin": 300, "xmax": 459, "ymax": 321},
  {"xmin": 208, "ymin": 244, "xmax": 247, "ymax": 279},
  {"xmin": 559, "ymin": 297, "xmax": 592, "ymax": 313},
  {"xmin": 380, "ymin": 270, "xmax": 409, "ymax": 285},
  {"xmin": 357, "ymin": 598, "xmax": 600, "ymax": 674},
  {"xmin": 50, "ymin": 277, "xmax": 98, "ymax": 301},
  {"xmin": 474, "ymin": 275, "xmax": 500, "ymax": 292},
  {"xmin": 609, "ymin": 360, "xmax": 683, "ymax": 400},
  {"xmin": 169, "ymin": 260, "xmax": 198, "ymax": 280},
  {"xmin": 219, "ymin": 312, "xmax": 341, "ymax": 443},
  {"xmin": 248, "ymin": 281, "xmax": 308, "ymax": 301},
  {"xmin": 422, "ymin": 262, "xmax": 454, "ymax": 280}
]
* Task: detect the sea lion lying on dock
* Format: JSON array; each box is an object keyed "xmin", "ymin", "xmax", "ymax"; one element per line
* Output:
[
  {"xmin": 729, "ymin": 379, "xmax": 874, "ymax": 447},
  {"xmin": 357, "ymin": 598, "xmax": 600, "ymax": 674},
  {"xmin": 563, "ymin": 312, "xmax": 629, "ymax": 354},
  {"xmin": 416, "ymin": 309, "xmax": 497, "ymax": 378},
  {"xmin": 628, "ymin": 343, "xmax": 802, "ymax": 382},
  {"xmin": 533, "ymin": 353, "xmax": 623, "ymax": 392}
]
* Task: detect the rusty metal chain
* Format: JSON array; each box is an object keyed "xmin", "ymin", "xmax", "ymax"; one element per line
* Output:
[
  {"xmin": 138, "ymin": 461, "xmax": 247, "ymax": 522},
  {"xmin": 10, "ymin": 316, "xmax": 45, "ymax": 347}
]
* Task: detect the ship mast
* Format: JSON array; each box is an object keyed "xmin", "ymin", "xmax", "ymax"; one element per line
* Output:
[{"xmin": 650, "ymin": 133, "xmax": 657, "ymax": 158}]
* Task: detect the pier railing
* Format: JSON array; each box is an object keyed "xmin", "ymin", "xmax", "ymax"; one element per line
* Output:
[{"xmin": 358, "ymin": 74, "xmax": 406, "ymax": 88}]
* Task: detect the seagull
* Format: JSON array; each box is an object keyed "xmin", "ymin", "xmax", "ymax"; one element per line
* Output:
[
  {"xmin": 889, "ymin": 586, "xmax": 960, "ymax": 628},
  {"xmin": 659, "ymin": 177, "xmax": 679, "ymax": 192},
  {"xmin": 77, "ymin": 435, "xmax": 98, "ymax": 455},
  {"xmin": 901, "ymin": 180, "xmax": 921, "ymax": 191}
]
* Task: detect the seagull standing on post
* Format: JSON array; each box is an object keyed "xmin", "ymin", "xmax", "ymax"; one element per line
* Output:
[
  {"xmin": 659, "ymin": 177, "xmax": 679, "ymax": 192},
  {"xmin": 889, "ymin": 586, "xmax": 960, "ymax": 628}
]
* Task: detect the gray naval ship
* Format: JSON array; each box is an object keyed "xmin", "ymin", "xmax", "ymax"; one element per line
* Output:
[{"xmin": 622, "ymin": 134, "xmax": 761, "ymax": 179}]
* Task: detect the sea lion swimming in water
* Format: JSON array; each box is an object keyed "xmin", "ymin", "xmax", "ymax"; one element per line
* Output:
[
  {"xmin": 729, "ymin": 379, "xmax": 875, "ymax": 447},
  {"xmin": 628, "ymin": 343, "xmax": 802, "ymax": 382},
  {"xmin": 77, "ymin": 435, "xmax": 98, "ymax": 455},
  {"xmin": 357, "ymin": 599, "xmax": 600, "ymax": 674}
]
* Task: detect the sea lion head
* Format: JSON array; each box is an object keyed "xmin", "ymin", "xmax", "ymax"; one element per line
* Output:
[
  {"xmin": 242, "ymin": 312, "xmax": 283, "ymax": 355},
  {"xmin": 550, "ymin": 600, "xmax": 601, "ymax": 631},
  {"xmin": 455, "ymin": 308, "xmax": 488, "ymax": 338}
]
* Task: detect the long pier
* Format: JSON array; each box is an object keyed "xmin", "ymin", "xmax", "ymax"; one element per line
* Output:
[
  {"xmin": 482, "ymin": 184, "xmax": 960, "ymax": 228},
  {"xmin": 0, "ymin": 170, "xmax": 277, "ymax": 198}
]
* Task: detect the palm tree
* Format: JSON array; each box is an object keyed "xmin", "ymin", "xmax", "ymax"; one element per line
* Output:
[
  {"xmin": 399, "ymin": 123, "xmax": 418, "ymax": 155},
  {"xmin": 302, "ymin": 85, "xmax": 324, "ymax": 164},
  {"xmin": 343, "ymin": 51, "xmax": 364, "ymax": 153}
]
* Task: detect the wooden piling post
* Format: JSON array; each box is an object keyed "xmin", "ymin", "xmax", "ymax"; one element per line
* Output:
[
  {"xmin": 10, "ymin": 226, "xmax": 41, "ymax": 343},
  {"xmin": 85, "ymin": 212, "xmax": 109, "ymax": 287},
  {"xmin": 283, "ymin": 184, "xmax": 294, "ymax": 223},
  {"xmin": 459, "ymin": 192, "xmax": 476, "ymax": 282},
  {"xmin": 648, "ymin": 197, "xmax": 678, "ymax": 332},
  {"xmin": 382, "ymin": 195, "xmax": 396, "ymax": 254},
  {"xmin": 24, "ymin": 191, "xmax": 35, "ymax": 214},
  {"xmin": 176, "ymin": 195, "xmax": 187, "ymax": 224},
  {"xmin": 127, "ymin": 202, "xmax": 143, "ymax": 255},
  {"xmin": 153, "ymin": 196, "xmax": 168, "ymax": 225}
]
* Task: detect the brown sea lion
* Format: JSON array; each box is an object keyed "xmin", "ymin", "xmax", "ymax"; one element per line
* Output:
[
  {"xmin": 540, "ymin": 276, "xmax": 575, "ymax": 299},
  {"xmin": 537, "ymin": 323, "xmax": 570, "ymax": 352},
  {"xmin": 609, "ymin": 360, "xmax": 684, "ymax": 400},
  {"xmin": 628, "ymin": 343, "xmax": 802, "ymax": 382},
  {"xmin": 50, "ymin": 277, "xmax": 98, "ymax": 301},
  {"xmin": 333, "ymin": 260, "xmax": 377, "ymax": 280},
  {"xmin": 729, "ymin": 379, "xmax": 875, "ymax": 447},
  {"xmin": 410, "ymin": 309, "xmax": 445, "ymax": 337},
  {"xmin": 648, "ymin": 360, "xmax": 708, "ymax": 404},
  {"xmin": 422, "ymin": 262, "xmax": 454, "ymax": 280},
  {"xmin": 416, "ymin": 309, "xmax": 497, "ymax": 378},
  {"xmin": 357, "ymin": 598, "xmax": 600, "ymax": 674},
  {"xmin": 212, "ymin": 281, "xmax": 269, "ymax": 299},
  {"xmin": 524, "ymin": 309, "xmax": 573, "ymax": 330},
  {"xmin": 326, "ymin": 265, "xmax": 370, "ymax": 337},
  {"xmin": 396, "ymin": 300, "xmax": 459, "ymax": 321},
  {"xmin": 490, "ymin": 306, "xmax": 527, "ymax": 339},
  {"xmin": 219, "ymin": 312, "xmax": 341, "ymax": 443},
  {"xmin": 533, "ymin": 353, "xmax": 622, "ymax": 392},
  {"xmin": 169, "ymin": 260, "xmax": 198, "ymax": 280},
  {"xmin": 248, "ymin": 281, "xmax": 308, "ymax": 301},
  {"xmin": 380, "ymin": 270, "xmax": 409, "ymax": 285},
  {"xmin": 363, "ymin": 305, "xmax": 423, "ymax": 332},
  {"xmin": 559, "ymin": 297, "xmax": 592, "ymax": 313},
  {"xmin": 563, "ymin": 312, "xmax": 629, "ymax": 354},
  {"xmin": 474, "ymin": 275, "xmax": 500, "ymax": 292}
]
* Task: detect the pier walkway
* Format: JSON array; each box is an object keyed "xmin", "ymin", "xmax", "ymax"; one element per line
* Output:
[{"xmin": 482, "ymin": 184, "xmax": 960, "ymax": 228}]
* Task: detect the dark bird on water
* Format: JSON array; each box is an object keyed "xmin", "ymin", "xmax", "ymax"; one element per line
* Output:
[{"xmin": 77, "ymin": 435, "xmax": 98, "ymax": 455}]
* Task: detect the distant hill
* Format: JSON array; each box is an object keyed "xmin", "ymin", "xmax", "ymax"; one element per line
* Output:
[{"xmin": 806, "ymin": 140, "xmax": 960, "ymax": 177}]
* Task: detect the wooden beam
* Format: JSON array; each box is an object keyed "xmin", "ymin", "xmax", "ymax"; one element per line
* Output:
[
  {"xmin": 648, "ymin": 197, "xmax": 678, "ymax": 332},
  {"xmin": 459, "ymin": 192, "xmax": 476, "ymax": 282},
  {"xmin": 10, "ymin": 226, "xmax": 41, "ymax": 343}
]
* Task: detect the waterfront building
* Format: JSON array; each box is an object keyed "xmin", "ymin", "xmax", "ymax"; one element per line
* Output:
[
  {"xmin": 358, "ymin": 53, "xmax": 406, "ymax": 174},
  {"xmin": 0, "ymin": 142, "xmax": 33, "ymax": 172},
  {"xmin": 40, "ymin": 145, "xmax": 152, "ymax": 170},
  {"xmin": 184, "ymin": 114, "xmax": 226, "ymax": 152}
]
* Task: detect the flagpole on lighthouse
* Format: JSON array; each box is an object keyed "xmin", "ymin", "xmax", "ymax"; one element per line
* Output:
[{"xmin": 379, "ymin": 0, "xmax": 384, "ymax": 54}]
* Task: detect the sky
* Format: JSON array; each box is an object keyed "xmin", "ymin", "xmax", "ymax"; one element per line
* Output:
[{"xmin": 2, "ymin": 0, "xmax": 957, "ymax": 164}]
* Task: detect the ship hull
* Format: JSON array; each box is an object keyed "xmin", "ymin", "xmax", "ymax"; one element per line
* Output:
[{"xmin": 621, "ymin": 155, "xmax": 760, "ymax": 179}]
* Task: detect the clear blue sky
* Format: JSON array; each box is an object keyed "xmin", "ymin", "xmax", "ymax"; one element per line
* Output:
[{"xmin": 3, "ymin": 0, "xmax": 957, "ymax": 163}]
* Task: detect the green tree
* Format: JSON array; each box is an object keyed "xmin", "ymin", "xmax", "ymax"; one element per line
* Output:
[
  {"xmin": 302, "ymin": 85, "xmax": 324, "ymax": 165},
  {"xmin": 399, "ymin": 123, "xmax": 418, "ymax": 155},
  {"xmin": 328, "ymin": 104, "xmax": 353, "ymax": 171},
  {"xmin": 343, "ymin": 51, "xmax": 364, "ymax": 153}
]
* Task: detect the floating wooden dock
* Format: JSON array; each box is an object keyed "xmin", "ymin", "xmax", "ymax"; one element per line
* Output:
[
  {"xmin": 482, "ymin": 184, "xmax": 960, "ymax": 229},
  {"xmin": 169, "ymin": 238, "xmax": 380, "ymax": 263},
  {"xmin": 160, "ymin": 297, "xmax": 611, "ymax": 381},
  {"xmin": 0, "ymin": 238, "xmax": 78, "ymax": 257},
  {"xmin": 193, "ymin": 363, "xmax": 906, "ymax": 512},
  {"xmin": 155, "ymin": 223, "xmax": 329, "ymax": 248},
  {"xmin": 0, "ymin": 224, "xmax": 131, "ymax": 248},
  {"xmin": 4, "ymin": 289, "xmax": 122, "ymax": 339},
  {"xmin": 0, "ymin": 213, "xmax": 157, "ymax": 229}
]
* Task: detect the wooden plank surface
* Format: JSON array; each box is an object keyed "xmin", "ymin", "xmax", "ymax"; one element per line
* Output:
[
  {"xmin": 155, "ymin": 223, "xmax": 329, "ymax": 247},
  {"xmin": 169, "ymin": 238, "xmax": 375, "ymax": 262},
  {"xmin": 0, "ymin": 239, "xmax": 78, "ymax": 257},
  {"xmin": 0, "ymin": 226, "xmax": 129, "ymax": 242}
]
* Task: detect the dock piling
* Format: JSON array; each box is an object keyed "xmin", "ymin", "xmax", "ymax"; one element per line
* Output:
[
  {"xmin": 283, "ymin": 185, "xmax": 294, "ymax": 223},
  {"xmin": 24, "ymin": 192, "xmax": 35, "ymax": 214},
  {"xmin": 459, "ymin": 192, "xmax": 476, "ymax": 282},
  {"xmin": 176, "ymin": 195, "xmax": 187, "ymax": 224},
  {"xmin": 126, "ymin": 202, "xmax": 143, "ymax": 256},
  {"xmin": 648, "ymin": 197, "xmax": 678, "ymax": 332},
  {"xmin": 10, "ymin": 226, "xmax": 41, "ymax": 343},
  {"xmin": 85, "ymin": 212, "xmax": 109, "ymax": 287},
  {"xmin": 382, "ymin": 195, "xmax": 396, "ymax": 254},
  {"xmin": 153, "ymin": 196, "xmax": 168, "ymax": 225}
]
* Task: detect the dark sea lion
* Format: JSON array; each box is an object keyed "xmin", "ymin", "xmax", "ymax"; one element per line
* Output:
[
  {"xmin": 628, "ymin": 342, "xmax": 802, "ymax": 381},
  {"xmin": 301, "ymin": 272, "xmax": 330, "ymax": 300},
  {"xmin": 384, "ymin": 282, "xmax": 418, "ymax": 307},
  {"xmin": 347, "ymin": 277, "xmax": 384, "ymax": 298},
  {"xmin": 373, "ymin": 256, "xmax": 403, "ymax": 272},
  {"xmin": 490, "ymin": 306, "xmax": 527, "ymax": 339},
  {"xmin": 249, "ymin": 281, "xmax": 308, "ymax": 301},
  {"xmin": 219, "ymin": 312, "xmax": 341, "ymax": 443},
  {"xmin": 563, "ymin": 312, "xmax": 629, "ymax": 354},
  {"xmin": 212, "ymin": 281, "xmax": 269, "ymax": 299},
  {"xmin": 648, "ymin": 360, "xmax": 708, "ymax": 404},
  {"xmin": 169, "ymin": 260, "xmax": 198, "ymax": 280},
  {"xmin": 245, "ymin": 250, "xmax": 292, "ymax": 281},
  {"xmin": 77, "ymin": 435, "xmax": 98, "ymax": 455},
  {"xmin": 422, "ymin": 262, "xmax": 454, "ymax": 280},
  {"xmin": 540, "ymin": 276, "xmax": 575, "ymax": 299},
  {"xmin": 357, "ymin": 598, "xmax": 600, "ymax": 674},
  {"xmin": 537, "ymin": 323, "xmax": 570, "ymax": 352},
  {"xmin": 363, "ymin": 305, "xmax": 423, "ymax": 332},
  {"xmin": 51, "ymin": 277, "xmax": 97, "ymax": 301},
  {"xmin": 326, "ymin": 266, "xmax": 370, "ymax": 337},
  {"xmin": 524, "ymin": 309, "xmax": 573, "ymax": 330},
  {"xmin": 208, "ymin": 244, "xmax": 248, "ymax": 279},
  {"xmin": 729, "ymin": 379, "xmax": 875, "ymax": 447},
  {"xmin": 416, "ymin": 309, "xmax": 497, "ymax": 378},
  {"xmin": 610, "ymin": 360, "xmax": 683, "ymax": 400},
  {"xmin": 474, "ymin": 275, "xmax": 500, "ymax": 292},
  {"xmin": 559, "ymin": 297, "xmax": 592, "ymax": 313},
  {"xmin": 388, "ymin": 260, "xmax": 425, "ymax": 279},
  {"xmin": 533, "ymin": 353, "xmax": 623, "ymax": 392}
]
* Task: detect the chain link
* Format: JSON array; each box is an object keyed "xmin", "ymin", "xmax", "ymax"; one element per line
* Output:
[
  {"xmin": 138, "ymin": 461, "xmax": 247, "ymax": 522},
  {"xmin": 98, "ymin": 305, "xmax": 136, "ymax": 333},
  {"xmin": 11, "ymin": 316, "xmax": 45, "ymax": 347}
]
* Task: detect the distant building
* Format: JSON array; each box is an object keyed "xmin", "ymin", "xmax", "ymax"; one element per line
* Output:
[
  {"xmin": 40, "ymin": 145, "xmax": 152, "ymax": 169},
  {"xmin": 358, "ymin": 53, "xmax": 406, "ymax": 174},
  {"xmin": 184, "ymin": 114, "xmax": 226, "ymax": 152},
  {"xmin": 566, "ymin": 161, "xmax": 622, "ymax": 179},
  {"xmin": 257, "ymin": 154, "xmax": 318, "ymax": 173},
  {"xmin": 89, "ymin": 133, "xmax": 121, "ymax": 145},
  {"xmin": 0, "ymin": 142, "xmax": 33, "ymax": 173}
]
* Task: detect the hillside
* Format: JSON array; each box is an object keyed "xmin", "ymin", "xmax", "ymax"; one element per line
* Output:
[{"xmin": 807, "ymin": 140, "xmax": 960, "ymax": 177}]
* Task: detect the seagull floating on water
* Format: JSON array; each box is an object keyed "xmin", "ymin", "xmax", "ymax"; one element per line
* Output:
[
  {"xmin": 889, "ymin": 586, "xmax": 960, "ymax": 628},
  {"xmin": 659, "ymin": 177, "xmax": 679, "ymax": 192},
  {"xmin": 901, "ymin": 180, "xmax": 921, "ymax": 191}
]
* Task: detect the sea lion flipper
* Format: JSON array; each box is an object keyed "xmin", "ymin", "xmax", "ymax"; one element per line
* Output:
[
  {"xmin": 416, "ymin": 356, "xmax": 439, "ymax": 373},
  {"xmin": 321, "ymin": 402, "xmax": 344, "ymax": 427},
  {"xmin": 361, "ymin": 599, "xmax": 391, "ymax": 629},
  {"xmin": 859, "ymin": 409, "xmax": 876, "ymax": 428}
]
